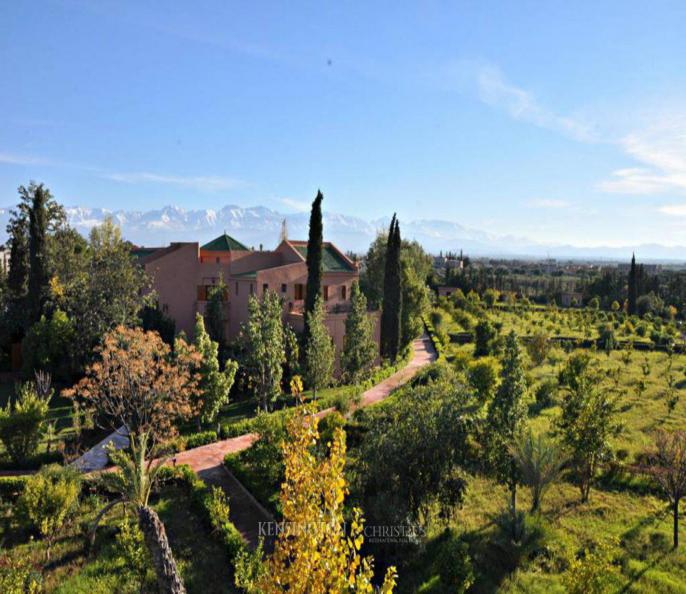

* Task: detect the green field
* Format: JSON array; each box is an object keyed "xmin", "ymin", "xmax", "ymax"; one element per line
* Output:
[{"xmin": 398, "ymin": 301, "xmax": 686, "ymax": 592}]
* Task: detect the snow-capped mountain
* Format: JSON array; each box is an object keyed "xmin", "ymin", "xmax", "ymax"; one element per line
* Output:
[{"xmin": 0, "ymin": 203, "xmax": 685, "ymax": 261}]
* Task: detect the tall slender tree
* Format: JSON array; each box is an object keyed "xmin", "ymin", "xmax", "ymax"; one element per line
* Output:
[
  {"xmin": 305, "ymin": 190, "xmax": 324, "ymax": 327},
  {"xmin": 486, "ymin": 331, "xmax": 528, "ymax": 536},
  {"xmin": 184, "ymin": 313, "xmax": 237, "ymax": 428},
  {"xmin": 341, "ymin": 281, "xmax": 377, "ymax": 383},
  {"xmin": 26, "ymin": 184, "xmax": 52, "ymax": 325},
  {"xmin": 6, "ymin": 213, "xmax": 29, "ymax": 304},
  {"xmin": 4, "ymin": 213, "xmax": 29, "ymax": 338},
  {"xmin": 4, "ymin": 183, "xmax": 65, "ymax": 337},
  {"xmin": 304, "ymin": 295, "xmax": 335, "ymax": 398},
  {"xmin": 241, "ymin": 291, "xmax": 286, "ymax": 411},
  {"xmin": 380, "ymin": 215, "xmax": 402, "ymax": 361},
  {"xmin": 627, "ymin": 253, "xmax": 638, "ymax": 315}
]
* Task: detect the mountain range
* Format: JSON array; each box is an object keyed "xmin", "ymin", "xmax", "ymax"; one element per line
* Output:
[{"xmin": 0, "ymin": 203, "xmax": 684, "ymax": 262}]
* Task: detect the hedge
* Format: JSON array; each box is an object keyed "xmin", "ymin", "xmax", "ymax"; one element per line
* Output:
[
  {"xmin": 422, "ymin": 315, "xmax": 446, "ymax": 361},
  {"xmin": 159, "ymin": 464, "xmax": 246, "ymax": 560}
]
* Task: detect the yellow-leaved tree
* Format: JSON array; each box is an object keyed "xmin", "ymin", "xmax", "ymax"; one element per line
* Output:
[{"xmin": 244, "ymin": 378, "xmax": 397, "ymax": 593}]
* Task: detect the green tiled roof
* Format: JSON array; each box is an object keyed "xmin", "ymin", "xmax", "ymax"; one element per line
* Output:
[
  {"xmin": 233, "ymin": 271, "xmax": 257, "ymax": 279},
  {"xmin": 201, "ymin": 233, "xmax": 249, "ymax": 252},
  {"xmin": 294, "ymin": 244, "xmax": 354, "ymax": 272}
]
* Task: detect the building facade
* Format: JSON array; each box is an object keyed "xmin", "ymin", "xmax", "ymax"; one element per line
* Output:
[{"xmin": 135, "ymin": 233, "xmax": 379, "ymax": 359}]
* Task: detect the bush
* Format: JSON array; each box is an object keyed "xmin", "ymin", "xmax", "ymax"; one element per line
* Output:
[
  {"xmin": 435, "ymin": 537, "xmax": 474, "ymax": 593},
  {"xmin": 534, "ymin": 380, "xmax": 558, "ymax": 410},
  {"xmin": 411, "ymin": 363, "xmax": 455, "ymax": 387},
  {"xmin": 468, "ymin": 358, "xmax": 499, "ymax": 401},
  {"xmin": 474, "ymin": 319, "xmax": 497, "ymax": 357},
  {"xmin": 0, "ymin": 383, "xmax": 51, "ymax": 466},
  {"xmin": 597, "ymin": 324, "xmax": 617, "ymax": 352},
  {"xmin": 204, "ymin": 485, "xmax": 244, "ymax": 557},
  {"xmin": 0, "ymin": 476, "xmax": 28, "ymax": 501},
  {"xmin": 563, "ymin": 541, "xmax": 619, "ymax": 594},
  {"xmin": 18, "ymin": 464, "xmax": 81, "ymax": 561},
  {"xmin": 168, "ymin": 465, "xmax": 246, "ymax": 560},
  {"xmin": 526, "ymin": 333, "xmax": 550, "ymax": 366},
  {"xmin": 331, "ymin": 391, "xmax": 354, "ymax": 416},
  {"xmin": 184, "ymin": 430, "xmax": 218, "ymax": 449},
  {"xmin": 21, "ymin": 309, "xmax": 76, "ymax": 382},
  {"xmin": 116, "ymin": 518, "xmax": 151, "ymax": 591}
]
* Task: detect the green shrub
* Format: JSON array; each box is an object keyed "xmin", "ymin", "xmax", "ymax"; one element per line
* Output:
[
  {"xmin": 0, "ymin": 476, "xmax": 28, "ymax": 501},
  {"xmin": 164, "ymin": 465, "xmax": 246, "ymax": 560},
  {"xmin": 331, "ymin": 391, "xmax": 353, "ymax": 416},
  {"xmin": 18, "ymin": 464, "xmax": 81, "ymax": 562},
  {"xmin": 468, "ymin": 358, "xmax": 499, "ymax": 401},
  {"xmin": 534, "ymin": 380, "xmax": 558, "ymax": 410},
  {"xmin": 184, "ymin": 430, "xmax": 218, "ymax": 449},
  {"xmin": 220, "ymin": 417, "xmax": 256, "ymax": 439},
  {"xmin": 435, "ymin": 537, "xmax": 474, "ymax": 593},
  {"xmin": 115, "ymin": 518, "xmax": 151, "ymax": 591},
  {"xmin": 474, "ymin": 319, "xmax": 497, "ymax": 357},
  {"xmin": 0, "ymin": 383, "xmax": 51, "ymax": 466},
  {"xmin": 204, "ymin": 486, "xmax": 244, "ymax": 557}
]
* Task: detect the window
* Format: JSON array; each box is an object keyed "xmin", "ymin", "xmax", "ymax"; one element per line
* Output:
[
  {"xmin": 281, "ymin": 283, "xmax": 287, "ymax": 293},
  {"xmin": 323, "ymin": 285, "xmax": 329, "ymax": 301},
  {"xmin": 235, "ymin": 282, "xmax": 239, "ymax": 296},
  {"xmin": 197, "ymin": 285, "xmax": 207, "ymax": 301},
  {"xmin": 341, "ymin": 285, "xmax": 347, "ymax": 300},
  {"xmin": 294, "ymin": 283, "xmax": 304, "ymax": 300},
  {"xmin": 250, "ymin": 283, "xmax": 254, "ymax": 295},
  {"xmin": 216, "ymin": 257, "xmax": 220, "ymax": 264},
  {"xmin": 263, "ymin": 283, "xmax": 269, "ymax": 294},
  {"xmin": 162, "ymin": 304, "xmax": 169, "ymax": 313}
]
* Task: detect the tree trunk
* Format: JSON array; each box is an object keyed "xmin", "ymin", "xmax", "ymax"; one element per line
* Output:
[
  {"xmin": 137, "ymin": 505, "xmax": 186, "ymax": 594},
  {"xmin": 674, "ymin": 499, "xmax": 680, "ymax": 550}
]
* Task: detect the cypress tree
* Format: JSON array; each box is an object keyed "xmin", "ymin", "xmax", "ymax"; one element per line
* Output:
[
  {"xmin": 628, "ymin": 253, "xmax": 637, "ymax": 315},
  {"xmin": 6, "ymin": 214, "xmax": 29, "ymax": 304},
  {"xmin": 380, "ymin": 215, "xmax": 402, "ymax": 361},
  {"xmin": 26, "ymin": 184, "xmax": 51, "ymax": 326},
  {"xmin": 305, "ymin": 190, "xmax": 324, "ymax": 327}
]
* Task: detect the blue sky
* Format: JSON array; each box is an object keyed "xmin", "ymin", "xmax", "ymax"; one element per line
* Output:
[{"xmin": 1, "ymin": 1, "xmax": 686, "ymax": 247}]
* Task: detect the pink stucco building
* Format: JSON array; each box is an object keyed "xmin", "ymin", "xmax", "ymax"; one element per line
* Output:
[{"xmin": 135, "ymin": 233, "xmax": 379, "ymax": 358}]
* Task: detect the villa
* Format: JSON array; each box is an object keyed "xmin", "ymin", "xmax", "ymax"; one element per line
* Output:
[{"xmin": 135, "ymin": 233, "xmax": 379, "ymax": 357}]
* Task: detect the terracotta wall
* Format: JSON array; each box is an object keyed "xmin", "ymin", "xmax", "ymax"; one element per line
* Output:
[
  {"xmin": 144, "ymin": 243, "xmax": 202, "ymax": 338},
  {"xmin": 145, "ymin": 243, "xmax": 364, "ymax": 353}
]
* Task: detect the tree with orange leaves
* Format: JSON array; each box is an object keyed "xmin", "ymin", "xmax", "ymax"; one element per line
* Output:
[
  {"xmin": 65, "ymin": 325, "xmax": 202, "ymax": 594},
  {"xmin": 64, "ymin": 325, "xmax": 202, "ymax": 443}
]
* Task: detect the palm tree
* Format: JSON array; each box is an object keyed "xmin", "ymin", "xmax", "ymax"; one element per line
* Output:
[
  {"xmin": 511, "ymin": 431, "xmax": 566, "ymax": 513},
  {"xmin": 89, "ymin": 431, "xmax": 186, "ymax": 593}
]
